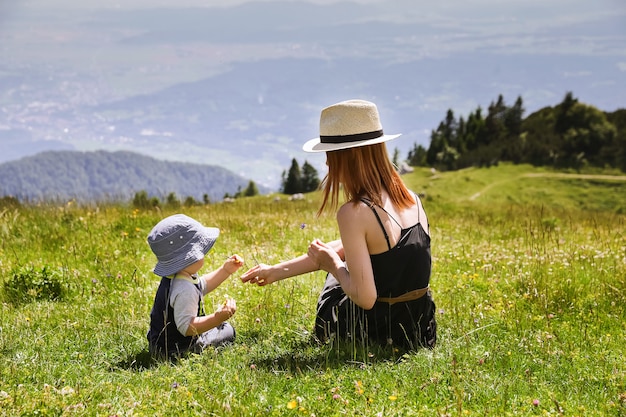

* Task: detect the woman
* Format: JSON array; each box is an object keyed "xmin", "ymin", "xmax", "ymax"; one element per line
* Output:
[{"xmin": 241, "ymin": 99, "xmax": 436, "ymax": 349}]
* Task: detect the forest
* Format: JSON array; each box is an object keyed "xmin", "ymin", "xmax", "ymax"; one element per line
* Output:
[{"xmin": 406, "ymin": 92, "xmax": 626, "ymax": 172}]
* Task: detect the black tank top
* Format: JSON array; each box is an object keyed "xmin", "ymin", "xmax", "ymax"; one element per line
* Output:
[{"xmin": 362, "ymin": 195, "xmax": 431, "ymax": 297}]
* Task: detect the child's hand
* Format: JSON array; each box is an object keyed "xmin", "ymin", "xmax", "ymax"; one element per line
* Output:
[
  {"xmin": 217, "ymin": 298, "xmax": 236, "ymax": 321},
  {"xmin": 224, "ymin": 254, "xmax": 245, "ymax": 275}
]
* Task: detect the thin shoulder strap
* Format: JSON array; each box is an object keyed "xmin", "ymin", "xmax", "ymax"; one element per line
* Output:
[
  {"xmin": 414, "ymin": 192, "xmax": 421, "ymax": 222},
  {"xmin": 361, "ymin": 198, "xmax": 392, "ymax": 250}
]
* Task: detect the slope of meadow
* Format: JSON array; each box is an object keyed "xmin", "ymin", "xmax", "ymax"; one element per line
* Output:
[{"xmin": 0, "ymin": 163, "xmax": 624, "ymax": 416}]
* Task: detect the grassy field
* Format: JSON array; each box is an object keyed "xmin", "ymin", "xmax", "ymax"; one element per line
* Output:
[{"xmin": 1, "ymin": 163, "xmax": 625, "ymax": 416}]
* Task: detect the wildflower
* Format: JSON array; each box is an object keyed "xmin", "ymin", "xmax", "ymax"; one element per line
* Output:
[
  {"xmin": 388, "ymin": 395, "xmax": 398, "ymax": 401},
  {"xmin": 250, "ymin": 364, "xmax": 257, "ymax": 370},
  {"xmin": 60, "ymin": 386, "xmax": 75, "ymax": 396},
  {"xmin": 532, "ymin": 399, "xmax": 539, "ymax": 406},
  {"xmin": 287, "ymin": 400, "xmax": 298, "ymax": 409},
  {"xmin": 354, "ymin": 381, "xmax": 364, "ymax": 395},
  {"xmin": 172, "ymin": 382, "xmax": 179, "ymax": 389},
  {"xmin": 300, "ymin": 223, "xmax": 306, "ymax": 229},
  {"xmin": 332, "ymin": 394, "xmax": 341, "ymax": 400}
]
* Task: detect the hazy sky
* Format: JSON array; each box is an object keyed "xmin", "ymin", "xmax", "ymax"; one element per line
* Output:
[{"xmin": 1, "ymin": 0, "xmax": 624, "ymax": 186}]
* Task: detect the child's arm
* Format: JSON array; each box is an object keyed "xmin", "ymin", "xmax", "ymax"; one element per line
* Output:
[
  {"xmin": 185, "ymin": 298, "xmax": 236, "ymax": 336},
  {"xmin": 201, "ymin": 254, "xmax": 244, "ymax": 293}
]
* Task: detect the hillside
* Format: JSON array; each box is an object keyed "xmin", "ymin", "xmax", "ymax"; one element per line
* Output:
[
  {"xmin": 399, "ymin": 164, "xmax": 626, "ymax": 214},
  {"xmin": 0, "ymin": 150, "xmax": 269, "ymax": 203}
]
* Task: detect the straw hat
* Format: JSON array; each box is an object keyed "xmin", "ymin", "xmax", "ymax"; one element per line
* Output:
[
  {"xmin": 302, "ymin": 99, "xmax": 401, "ymax": 153},
  {"xmin": 147, "ymin": 214, "xmax": 219, "ymax": 277}
]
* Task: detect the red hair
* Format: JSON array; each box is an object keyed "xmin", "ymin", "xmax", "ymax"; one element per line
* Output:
[{"xmin": 317, "ymin": 143, "xmax": 413, "ymax": 215}]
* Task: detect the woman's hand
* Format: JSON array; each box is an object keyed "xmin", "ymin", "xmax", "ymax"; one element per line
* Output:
[
  {"xmin": 307, "ymin": 239, "xmax": 343, "ymax": 274},
  {"xmin": 240, "ymin": 264, "xmax": 276, "ymax": 286}
]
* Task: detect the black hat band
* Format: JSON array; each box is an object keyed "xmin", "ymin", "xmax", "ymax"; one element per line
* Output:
[{"xmin": 320, "ymin": 130, "xmax": 384, "ymax": 144}]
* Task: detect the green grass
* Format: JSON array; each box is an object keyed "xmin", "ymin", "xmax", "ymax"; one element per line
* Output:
[{"xmin": 1, "ymin": 163, "xmax": 625, "ymax": 416}]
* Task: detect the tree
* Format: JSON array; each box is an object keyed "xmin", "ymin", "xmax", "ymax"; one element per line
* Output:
[
  {"xmin": 132, "ymin": 190, "xmax": 159, "ymax": 209},
  {"xmin": 132, "ymin": 190, "xmax": 151, "ymax": 209},
  {"xmin": 407, "ymin": 143, "xmax": 428, "ymax": 166},
  {"xmin": 443, "ymin": 109, "xmax": 458, "ymax": 149},
  {"xmin": 504, "ymin": 95, "xmax": 525, "ymax": 135},
  {"xmin": 554, "ymin": 92, "xmax": 579, "ymax": 134},
  {"xmin": 282, "ymin": 158, "xmax": 302, "ymax": 195},
  {"xmin": 165, "ymin": 192, "xmax": 180, "ymax": 209},
  {"xmin": 464, "ymin": 107, "xmax": 485, "ymax": 151},
  {"xmin": 426, "ymin": 127, "xmax": 445, "ymax": 167},
  {"xmin": 436, "ymin": 145, "xmax": 460, "ymax": 171},
  {"xmin": 243, "ymin": 180, "xmax": 259, "ymax": 197},
  {"xmin": 560, "ymin": 103, "xmax": 616, "ymax": 165},
  {"xmin": 301, "ymin": 161, "xmax": 320, "ymax": 192}
]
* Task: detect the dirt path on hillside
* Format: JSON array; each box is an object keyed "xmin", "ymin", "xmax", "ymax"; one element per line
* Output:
[{"xmin": 469, "ymin": 172, "xmax": 626, "ymax": 201}]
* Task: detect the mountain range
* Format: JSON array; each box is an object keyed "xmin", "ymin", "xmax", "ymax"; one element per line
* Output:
[{"xmin": 0, "ymin": 150, "xmax": 268, "ymax": 203}]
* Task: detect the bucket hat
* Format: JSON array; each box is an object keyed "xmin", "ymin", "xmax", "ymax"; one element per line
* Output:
[
  {"xmin": 147, "ymin": 214, "xmax": 219, "ymax": 277},
  {"xmin": 302, "ymin": 99, "xmax": 402, "ymax": 153}
]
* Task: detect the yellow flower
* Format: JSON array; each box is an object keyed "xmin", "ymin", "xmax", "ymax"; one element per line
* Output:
[
  {"xmin": 388, "ymin": 395, "xmax": 398, "ymax": 401},
  {"xmin": 287, "ymin": 400, "xmax": 297, "ymax": 409},
  {"xmin": 354, "ymin": 381, "xmax": 364, "ymax": 395}
]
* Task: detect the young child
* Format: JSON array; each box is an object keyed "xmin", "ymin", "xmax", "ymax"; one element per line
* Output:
[{"xmin": 146, "ymin": 213, "xmax": 243, "ymax": 358}]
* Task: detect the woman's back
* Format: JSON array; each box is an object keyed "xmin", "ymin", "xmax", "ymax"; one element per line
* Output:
[
  {"xmin": 354, "ymin": 191, "xmax": 429, "ymax": 255},
  {"xmin": 319, "ymin": 192, "xmax": 436, "ymax": 348}
]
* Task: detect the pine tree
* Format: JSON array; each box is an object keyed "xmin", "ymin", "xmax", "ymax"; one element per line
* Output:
[
  {"xmin": 301, "ymin": 161, "xmax": 320, "ymax": 192},
  {"xmin": 282, "ymin": 158, "xmax": 302, "ymax": 195},
  {"xmin": 244, "ymin": 180, "xmax": 259, "ymax": 197},
  {"xmin": 407, "ymin": 143, "xmax": 427, "ymax": 166}
]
